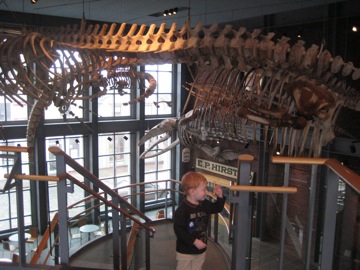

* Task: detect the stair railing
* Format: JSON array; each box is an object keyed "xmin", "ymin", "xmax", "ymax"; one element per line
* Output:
[{"xmin": 48, "ymin": 145, "xmax": 155, "ymax": 269}]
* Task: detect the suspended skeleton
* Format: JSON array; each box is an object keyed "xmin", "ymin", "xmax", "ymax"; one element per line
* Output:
[
  {"xmin": 138, "ymin": 25, "xmax": 359, "ymax": 158},
  {"xmin": 0, "ymin": 19, "xmax": 359, "ymax": 165}
]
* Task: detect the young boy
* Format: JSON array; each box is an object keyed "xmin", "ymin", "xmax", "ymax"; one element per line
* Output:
[{"xmin": 173, "ymin": 171, "xmax": 226, "ymax": 270}]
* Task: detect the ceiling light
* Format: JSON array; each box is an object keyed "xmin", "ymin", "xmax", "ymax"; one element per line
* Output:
[
  {"xmin": 31, "ymin": 0, "xmax": 38, "ymax": 3},
  {"xmin": 163, "ymin": 7, "xmax": 179, "ymax": 17},
  {"xmin": 150, "ymin": 7, "xmax": 188, "ymax": 18},
  {"xmin": 352, "ymin": 26, "xmax": 358, "ymax": 32}
]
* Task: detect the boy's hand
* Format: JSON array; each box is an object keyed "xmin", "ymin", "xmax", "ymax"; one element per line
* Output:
[
  {"xmin": 214, "ymin": 185, "xmax": 223, "ymax": 198},
  {"xmin": 194, "ymin": 239, "xmax": 207, "ymax": 250}
]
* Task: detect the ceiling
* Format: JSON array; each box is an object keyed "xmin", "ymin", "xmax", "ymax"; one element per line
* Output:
[{"xmin": 0, "ymin": 0, "xmax": 348, "ymax": 29}]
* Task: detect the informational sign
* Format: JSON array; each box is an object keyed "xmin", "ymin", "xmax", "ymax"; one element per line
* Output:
[{"xmin": 195, "ymin": 158, "xmax": 238, "ymax": 179}]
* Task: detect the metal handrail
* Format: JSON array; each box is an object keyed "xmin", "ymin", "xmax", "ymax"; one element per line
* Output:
[
  {"xmin": 272, "ymin": 156, "xmax": 360, "ymax": 193},
  {"xmin": 48, "ymin": 146, "xmax": 153, "ymax": 226}
]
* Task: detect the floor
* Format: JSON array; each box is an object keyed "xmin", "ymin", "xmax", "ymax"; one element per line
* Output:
[
  {"xmin": 70, "ymin": 222, "xmax": 231, "ymax": 270},
  {"xmin": 0, "ymin": 211, "xmax": 308, "ymax": 270},
  {"xmin": 68, "ymin": 221, "xmax": 308, "ymax": 270}
]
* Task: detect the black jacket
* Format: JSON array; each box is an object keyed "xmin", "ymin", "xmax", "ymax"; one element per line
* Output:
[{"xmin": 173, "ymin": 196, "xmax": 226, "ymax": 254}]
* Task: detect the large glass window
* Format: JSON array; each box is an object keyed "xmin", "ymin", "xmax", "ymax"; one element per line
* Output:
[
  {"xmin": 0, "ymin": 139, "xmax": 30, "ymax": 231},
  {"xmin": 98, "ymin": 132, "xmax": 131, "ymax": 191},
  {"xmin": 0, "ymin": 94, "xmax": 28, "ymax": 122},
  {"xmin": 46, "ymin": 136, "xmax": 85, "ymax": 219},
  {"xmin": 143, "ymin": 132, "xmax": 172, "ymax": 203},
  {"xmin": 144, "ymin": 64, "xmax": 173, "ymax": 116},
  {"xmin": 0, "ymin": 62, "xmax": 178, "ymax": 233},
  {"xmin": 98, "ymin": 67, "xmax": 132, "ymax": 118},
  {"xmin": 44, "ymin": 49, "xmax": 87, "ymax": 121}
]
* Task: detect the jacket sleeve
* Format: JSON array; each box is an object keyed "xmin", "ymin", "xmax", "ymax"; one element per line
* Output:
[{"xmin": 209, "ymin": 196, "xmax": 226, "ymax": 214}]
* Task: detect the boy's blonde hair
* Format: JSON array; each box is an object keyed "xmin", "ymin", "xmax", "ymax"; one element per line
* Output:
[{"xmin": 181, "ymin": 171, "xmax": 207, "ymax": 195}]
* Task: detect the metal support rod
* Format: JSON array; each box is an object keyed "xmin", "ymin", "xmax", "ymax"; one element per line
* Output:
[
  {"xmin": 231, "ymin": 154, "xmax": 254, "ymax": 270},
  {"xmin": 120, "ymin": 202, "xmax": 128, "ymax": 269},
  {"xmin": 305, "ymin": 164, "xmax": 318, "ymax": 270},
  {"xmin": 15, "ymin": 177, "xmax": 26, "ymax": 265},
  {"xmin": 11, "ymin": 151, "xmax": 26, "ymax": 266},
  {"xmin": 278, "ymin": 163, "xmax": 290, "ymax": 270},
  {"xmin": 56, "ymin": 154, "xmax": 70, "ymax": 266},
  {"xmin": 111, "ymin": 196, "xmax": 120, "ymax": 269},
  {"xmin": 319, "ymin": 168, "xmax": 339, "ymax": 269},
  {"xmin": 145, "ymin": 229, "xmax": 151, "ymax": 270}
]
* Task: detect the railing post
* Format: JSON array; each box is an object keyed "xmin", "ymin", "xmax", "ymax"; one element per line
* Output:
[
  {"xmin": 230, "ymin": 154, "xmax": 254, "ymax": 270},
  {"xmin": 111, "ymin": 196, "xmax": 120, "ymax": 269},
  {"xmin": 278, "ymin": 163, "xmax": 290, "ymax": 270},
  {"xmin": 305, "ymin": 164, "xmax": 319, "ymax": 270},
  {"xmin": 319, "ymin": 168, "xmax": 339, "ymax": 269},
  {"xmin": 120, "ymin": 201, "xmax": 128, "ymax": 269},
  {"xmin": 56, "ymin": 154, "xmax": 70, "ymax": 266},
  {"xmin": 14, "ymin": 151, "xmax": 27, "ymax": 266}
]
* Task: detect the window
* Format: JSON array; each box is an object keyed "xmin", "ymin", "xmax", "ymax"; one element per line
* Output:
[
  {"xmin": 144, "ymin": 64, "xmax": 173, "ymax": 116},
  {"xmin": 46, "ymin": 136, "xmax": 85, "ymax": 219},
  {"xmin": 98, "ymin": 132, "xmax": 132, "ymax": 206},
  {"xmin": 44, "ymin": 99, "xmax": 84, "ymax": 121},
  {"xmin": 0, "ymin": 62, "xmax": 179, "ymax": 233},
  {"xmin": 0, "ymin": 139, "xmax": 31, "ymax": 231},
  {"xmin": 98, "ymin": 67, "xmax": 132, "ymax": 118},
  {"xmin": 143, "ymin": 132, "xmax": 172, "ymax": 203},
  {"xmin": 0, "ymin": 94, "xmax": 28, "ymax": 122}
]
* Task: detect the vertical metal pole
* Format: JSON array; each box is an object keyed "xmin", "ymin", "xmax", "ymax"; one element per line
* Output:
[
  {"xmin": 12, "ymin": 151, "xmax": 26, "ymax": 266},
  {"xmin": 56, "ymin": 154, "xmax": 69, "ymax": 266},
  {"xmin": 15, "ymin": 176, "xmax": 27, "ymax": 265},
  {"xmin": 146, "ymin": 229, "xmax": 151, "ymax": 270},
  {"xmin": 112, "ymin": 196, "xmax": 120, "ymax": 269},
  {"xmin": 231, "ymin": 155, "xmax": 254, "ymax": 270},
  {"xmin": 319, "ymin": 169, "xmax": 339, "ymax": 269},
  {"xmin": 305, "ymin": 165, "xmax": 318, "ymax": 270},
  {"xmin": 120, "ymin": 202, "xmax": 128, "ymax": 269},
  {"xmin": 278, "ymin": 163, "xmax": 290, "ymax": 270}
]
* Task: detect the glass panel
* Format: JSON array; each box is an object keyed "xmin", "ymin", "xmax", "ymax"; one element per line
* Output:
[
  {"xmin": 157, "ymin": 73, "xmax": 172, "ymax": 93},
  {"xmin": 98, "ymin": 93, "xmax": 115, "ymax": 117},
  {"xmin": 98, "ymin": 132, "xmax": 131, "ymax": 189},
  {"xmin": 0, "ymin": 95, "xmax": 28, "ymax": 121},
  {"xmin": 45, "ymin": 99, "xmax": 84, "ymax": 120},
  {"xmin": 0, "ymin": 193, "xmax": 10, "ymax": 230},
  {"xmin": 144, "ymin": 64, "xmax": 173, "ymax": 116},
  {"xmin": 116, "ymin": 176, "xmax": 130, "ymax": 187},
  {"xmin": 8, "ymin": 95, "xmax": 28, "ymax": 121},
  {"xmin": 114, "ymin": 93, "xmax": 131, "ymax": 117},
  {"xmin": 157, "ymin": 170, "xmax": 170, "ymax": 180},
  {"xmin": 99, "ymin": 156, "xmax": 115, "ymax": 179},
  {"xmin": 0, "ymin": 139, "xmax": 31, "ymax": 230},
  {"xmin": 102, "ymin": 178, "xmax": 115, "ymax": 189},
  {"xmin": 46, "ymin": 135, "xmax": 84, "ymax": 218},
  {"xmin": 116, "ymin": 154, "xmax": 130, "ymax": 176}
]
